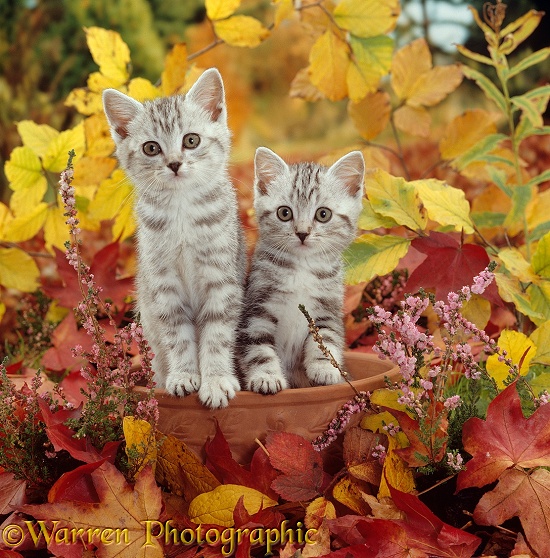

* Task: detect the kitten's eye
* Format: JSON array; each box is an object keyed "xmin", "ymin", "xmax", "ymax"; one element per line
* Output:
[
  {"xmin": 277, "ymin": 206, "xmax": 293, "ymax": 221},
  {"xmin": 315, "ymin": 207, "xmax": 332, "ymax": 223},
  {"xmin": 183, "ymin": 133, "xmax": 201, "ymax": 149},
  {"xmin": 142, "ymin": 141, "xmax": 161, "ymax": 156}
]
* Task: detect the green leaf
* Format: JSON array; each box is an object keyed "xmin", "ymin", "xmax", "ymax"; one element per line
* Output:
[
  {"xmin": 511, "ymin": 94, "xmax": 544, "ymax": 128},
  {"xmin": 528, "ymin": 282, "xmax": 550, "ymax": 325},
  {"xmin": 503, "ymin": 185, "xmax": 536, "ymax": 234},
  {"xmin": 532, "ymin": 232, "xmax": 550, "ymax": 279},
  {"xmin": 495, "ymin": 272, "xmax": 544, "ymax": 323},
  {"xmin": 344, "ymin": 233, "xmax": 410, "ymax": 284},
  {"xmin": 453, "ymin": 133, "xmax": 507, "ymax": 171},
  {"xmin": 471, "ymin": 211, "xmax": 506, "ymax": 228},
  {"xmin": 530, "ymin": 321, "xmax": 550, "ymax": 366},
  {"xmin": 462, "ymin": 66, "xmax": 507, "ymax": 113},
  {"xmin": 413, "ymin": 179, "xmax": 474, "ymax": 233},
  {"xmin": 456, "ymin": 44, "xmax": 493, "ymax": 65},
  {"xmin": 529, "ymin": 222, "xmax": 550, "ymax": 244},
  {"xmin": 507, "ymin": 48, "xmax": 550, "ymax": 80},
  {"xmin": 526, "ymin": 170, "xmax": 550, "ymax": 190},
  {"xmin": 357, "ymin": 198, "xmax": 399, "ymax": 230},
  {"xmin": 365, "ymin": 169, "xmax": 427, "ymax": 231},
  {"xmin": 487, "ymin": 167, "xmax": 512, "ymax": 197},
  {"xmin": 499, "ymin": 10, "xmax": 544, "ymax": 55}
]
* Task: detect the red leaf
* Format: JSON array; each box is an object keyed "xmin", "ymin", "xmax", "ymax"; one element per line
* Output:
[
  {"xmin": 457, "ymin": 381, "xmax": 550, "ymax": 491},
  {"xmin": 205, "ymin": 423, "xmax": 279, "ymax": 500},
  {"xmin": 42, "ymin": 243, "xmax": 133, "ymax": 311},
  {"xmin": 265, "ymin": 432, "xmax": 324, "ymax": 501},
  {"xmin": 0, "ymin": 551, "xmax": 25, "ymax": 558},
  {"xmin": 232, "ymin": 495, "xmax": 285, "ymax": 530},
  {"xmin": 406, "ymin": 232, "xmax": 500, "ymax": 304},
  {"xmin": 0, "ymin": 473, "xmax": 26, "ymax": 514},
  {"xmin": 47, "ymin": 461, "xmax": 103, "ymax": 503},
  {"xmin": 57, "ymin": 370, "xmax": 89, "ymax": 407},
  {"xmin": 38, "ymin": 399, "xmax": 103, "ymax": 463}
]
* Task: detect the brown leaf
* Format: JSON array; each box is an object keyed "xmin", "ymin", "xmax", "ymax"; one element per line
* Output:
[{"xmin": 155, "ymin": 432, "xmax": 220, "ymax": 501}]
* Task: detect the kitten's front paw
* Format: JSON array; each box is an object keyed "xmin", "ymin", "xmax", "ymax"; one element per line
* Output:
[
  {"xmin": 248, "ymin": 371, "xmax": 288, "ymax": 395},
  {"xmin": 165, "ymin": 371, "xmax": 201, "ymax": 397},
  {"xmin": 307, "ymin": 360, "xmax": 345, "ymax": 386},
  {"xmin": 199, "ymin": 376, "xmax": 240, "ymax": 409}
]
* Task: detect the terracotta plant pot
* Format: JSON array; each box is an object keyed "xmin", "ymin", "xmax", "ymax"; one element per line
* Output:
[{"xmin": 146, "ymin": 351, "xmax": 399, "ymax": 465}]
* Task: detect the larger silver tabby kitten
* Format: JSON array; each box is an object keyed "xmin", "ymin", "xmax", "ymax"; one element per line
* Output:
[
  {"xmin": 103, "ymin": 69, "xmax": 244, "ymax": 408},
  {"xmin": 240, "ymin": 147, "xmax": 364, "ymax": 393}
]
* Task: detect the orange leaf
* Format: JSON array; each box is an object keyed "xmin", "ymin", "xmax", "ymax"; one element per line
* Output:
[
  {"xmin": 348, "ymin": 91, "xmax": 391, "ymax": 140},
  {"xmin": 161, "ymin": 43, "xmax": 188, "ymax": 95},
  {"xmin": 393, "ymin": 105, "xmax": 431, "ymax": 137}
]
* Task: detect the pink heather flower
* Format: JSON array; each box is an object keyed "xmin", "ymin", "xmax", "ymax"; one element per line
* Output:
[
  {"xmin": 446, "ymin": 452, "xmax": 464, "ymax": 472},
  {"xmin": 444, "ymin": 395, "xmax": 462, "ymax": 409},
  {"xmin": 372, "ymin": 444, "xmax": 387, "ymax": 463},
  {"xmin": 471, "ymin": 269, "xmax": 495, "ymax": 295},
  {"xmin": 537, "ymin": 391, "xmax": 550, "ymax": 406}
]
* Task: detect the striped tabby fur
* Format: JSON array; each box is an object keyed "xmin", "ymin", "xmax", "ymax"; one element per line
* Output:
[
  {"xmin": 239, "ymin": 147, "xmax": 364, "ymax": 393},
  {"xmin": 103, "ymin": 69, "xmax": 244, "ymax": 408}
]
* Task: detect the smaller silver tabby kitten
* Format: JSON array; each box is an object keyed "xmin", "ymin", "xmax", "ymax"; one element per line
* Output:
[
  {"xmin": 240, "ymin": 147, "xmax": 365, "ymax": 393},
  {"xmin": 103, "ymin": 69, "xmax": 244, "ymax": 408}
]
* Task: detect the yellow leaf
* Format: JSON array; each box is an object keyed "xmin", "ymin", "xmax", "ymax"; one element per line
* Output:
[
  {"xmin": 378, "ymin": 435, "xmax": 415, "ymax": 498},
  {"xmin": 495, "ymin": 272, "xmax": 544, "ymax": 324},
  {"xmin": 84, "ymin": 27, "xmax": 130, "ymax": 85},
  {"xmin": 332, "ymin": 477, "xmax": 370, "ymax": 515},
  {"xmin": 528, "ymin": 189, "xmax": 550, "ymax": 233},
  {"xmin": 188, "ymin": 484, "xmax": 277, "ymax": 527},
  {"xmin": 393, "ymin": 105, "xmax": 431, "ymax": 137},
  {"xmin": 305, "ymin": 496, "xmax": 337, "ymax": 529},
  {"xmin": 0, "ymin": 203, "xmax": 12, "ymax": 239},
  {"xmin": 529, "ymin": 282, "xmax": 550, "ymax": 325},
  {"xmin": 461, "ymin": 294, "xmax": 491, "ymax": 330},
  {"xmin": 309, "ymin": 30, "xmax": 350, "ymax": 102},
  {"xmin": 17, "ymin": 121, "xmax": 58, "ymax": 158},
  {"xmin": 391, "ymin": 38, "xmax": 432, "ymax": 101},
  {"xmin": 214, "ymin": 15, "xmax": 269, "ymax": 47},
  {"xmin": 413, "ymin": 178, "xmax": 474, "ymax": 233},
  {"xmin": 206, "ymin": 0, "xmax": 241, "ymax": 20},
  {"xmin": 155, "ymin": 432, "xmax": 220, "ymax": 500},
  {"xmin": 123, "ymin": 416, "xmax": 157, "ymax": 476},
  {"xmin": 369, "ymin": 388, "xmax": 410, "ymax": 415},
  {"xmin": 88, "ymin": 170, "xmax": 136, "ymax": 242},
  {"xmin": 348, "ymin": 90, "xmax": 391, "ymax": 140},
  {"xmin": 127, "ymin": 78, "xmax": 161, "ymax": 102},
  {"xmin": 347, "ymin": 36, "xmax": 394, "ymax": 101},
  {"xmin": 486, "ymin": 330, "xmax": 536, "ymax": 388},
  {"xmin": 43, "ymin": 123, "xmax": 86, "ymax": 173},
  {"xmin": 161, "ymin": 43, "xmax": 188, "ymax": 95},
  {"xmin": 274, "ymin": 0, "xmax": 294, "ymax": 26},
  {"xmin": 45, "ymin": 300, "xmax": 69, "ymax": 323},
  {"xmin": 345, "ymin": 233, "xmax": 411, "ymax": 284},
  {"xmin": 65, "ymin": 88, "xmax": 103, "ymax": 116},
  {"xmin": 84, "ymin": 113, "xmax": 115, "ymax": 158},
  {"xmin": 2, "ymin": 203, "xmax": 48, "ymax": 243},
  {"xmin": 44, "ymin": 205, "xmax": 71, "ymax": 253},
  {"xmin": 439, "ymin": 109, "xmax": 501, "ymax": 160},
  {"xmin": 289, "ymin": 67, "xmax": 325, "ymax": 102},
  {"xmin": 358, "ymin": 198, "xmax": 399, "ymax": 230},
  {"xmin": 365, "ymin": 169, "xmax": 427, "ymax": 231},
  {"xmin": 532, "ymin": 231, "xmax": 550, "ymax": 279},
  {"xmin": 87, "ymin": 71, "xmax": 123, "ymax": 93},
  {"xmin": 333, "ymin": 0, "xmax": 400, "ymax": 38},
  {"xmin": 0, "ymin": 248, "xmax": 40, "ymax": 292},
  {"xmin": 498, "ymin": 247, "xmax": 538, "ymax": 283},
  {"xmin": 73, "ymin": 156, "xmax": 117, "ymax": 196},
  {"xmin": 406, "ymin": 64, "xmax": 463, "ymax": 108},
  {"xmin": 530, "ymin": 321, "xmax": 550, "ymax": 366},
  {"xmin": 5, "ymin": 146, "xmax": 45, "ymax": 192},
  {"xmin": 0, "ymin": 301, "xmax": 5, "ymax": 324}
]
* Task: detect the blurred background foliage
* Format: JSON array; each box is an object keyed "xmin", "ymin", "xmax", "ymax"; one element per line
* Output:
[{"xmin": 0, "ymin": 0, "xmax": 548, "ymax": 201}]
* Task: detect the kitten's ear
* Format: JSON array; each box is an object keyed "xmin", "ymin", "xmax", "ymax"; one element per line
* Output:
[
  {"xmin": 102, "ymin": 89, "xmax": 142, "ymax": 140},
  {"xmin": 255, "ymin": 147, "xmax": 288, "ymax": 195},
  {"xmin": 186, "ymin": 68, "xmax": 226, "ymax": 122},
  {"xmin": 328, "ymin": 151, "xmax": 365, "ymax": 196}
]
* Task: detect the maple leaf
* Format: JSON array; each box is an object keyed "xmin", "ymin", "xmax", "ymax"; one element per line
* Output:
[
  {"xmin": 47, "ymin": 461, "xmax": 103, "ymax": 504},
  {"xmin": 265, "ymin": 432, "xmax": 325, "ymax": 502},
  {"xmin": 232, "ymin": 495, "xmax": 284, "ymax": 530},
  {"xmin": 405, "ymin": 232, "xmax": 500, "ymax": 304},
  {"xmin": 0, "ymin": 473, "xmax": 26, "ymax": 514},
  {"xmin": 205, "ymin": 423, "xmax": 278, "ymax": 500},
  {"xmin": 457, "ymin": 381, "xmax": 550, "ymax": 491},
  {"xmin": 328, "ymin": 483, "xmax": 480, "ymax": 557},
  {"xmin": 43, "ymin": 243, "xmax": 133, "ymax": 311},
  {"xmin": 22, "ymin": 462, "xmax": 163, "ymax": 558}
]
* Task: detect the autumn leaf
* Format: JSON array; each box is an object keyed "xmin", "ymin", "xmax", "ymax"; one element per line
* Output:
[
  {"xmin": 0, "ymin": 473, "xmax": 26, "ymax": 514},
  {"xmin": 265, "ymin": 431, "xmax": 324, "ymax": 501},
  {"xmin": 0, "ymin": 248, "xmax": 40, "ymax": 292},
  {"xmin": 345, "ymin": 233, "xmax": 411, "ymax": 284},
  {"xmin": 393, "ymin": 105, "xmax": 431, "ymax": 137},
  {"xmin": 123, "ymin": 416, "xmax": 157, "ymax": 476},
  {"xmin": 205, "ymin": 422, "xmax": 278, "ymax": 499},
  {"xmin": 188, "ymin": 484, "xmax": 277, "ymax": 527},
  {"xmin": 457, "ymin": 382, "xmax": 550, "ymax": 492},
  {"xmin": 405, "ymin": 232, "xmax": 498, "ymax": 303},
  {"xmin": 486, "ymin": 330, "xmax": 535, "ymax": 388},
  {"xmin": 348, "ymin": 91, "xmax": 391, "ymax": 140},
  {"xmin": 160, "ymin": 43, "xmax": 188, "ymax": 95},
  {"xmin": 155, "ymin": 432, "xmax": 220, "ymax": 501},
  {"xmin": 214, "ymin": 16, "xmax": 269, "ymax": 48},
  {"xmin": 84, "ymin": 27, "xmax": 130, "ymax": 86},
  {"xmin": 22, "ymin": 462, "xmax": 162, "ymax": 558},
  {"xmin": 333, "ymin": 0, "xmax": 400, "ymax": 38},
  {"xmin": 206, "ymin": 0, "xmax": 240, "ymax": 20},
  {"xmin": 309, "ymin": 30, "xmax": 350, "ymax": 101}
]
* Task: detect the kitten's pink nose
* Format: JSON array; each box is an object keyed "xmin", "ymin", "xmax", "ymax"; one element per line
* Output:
[
  {"xmin": 296, "ymin": 231, "xmax": 309, "ymax": 244},
  {"xmin": 168, "ymin": 161, "xmax": 181, "ymax": 174}
]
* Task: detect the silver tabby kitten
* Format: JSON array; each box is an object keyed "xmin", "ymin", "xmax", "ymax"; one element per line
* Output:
[
  {"xmin": 102, "ymin": 69, "xmax": 244, "ymax": 408},
  {"xmin": 240, "ymin": 147, "xmax": 365, "ymax": 393}
]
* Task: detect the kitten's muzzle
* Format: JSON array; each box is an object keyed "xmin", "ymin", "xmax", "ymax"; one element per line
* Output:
[
  {"xmin": 296, "ymin": 231, "xmax": 310, "ymax": 244},
  {"xmin": 168, "ymin": 161, "xmax": 182, "ymax": 175}
]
